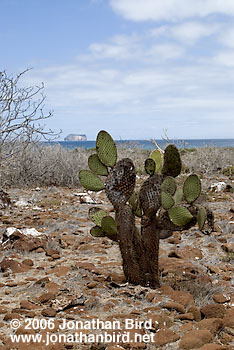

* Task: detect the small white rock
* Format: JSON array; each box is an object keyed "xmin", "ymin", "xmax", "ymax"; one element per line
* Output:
[
  {"xmin": 74, "ymin": 192, "xmax": 87, "ymax": 196},
  {"xmin": 74, "ymin": 192, "xmax": 97, "ymax": 204},
  {"xmin": 6, "ymin": 227, "xmax": 18, "ymax": 237},
  {"xmin": 15, "ymin": 199, "xmax": 29, "ymax": 207},
  {"xmin": 210, "ymin": 182, "xmax": 226, "ymax": 192},
  {"xmin": 21, "ymin": 228, "xmax": 44, "ymax": 237},
  {"xmin": 6, "ymin": 227, "xmax": 44, "ymax": 237}
]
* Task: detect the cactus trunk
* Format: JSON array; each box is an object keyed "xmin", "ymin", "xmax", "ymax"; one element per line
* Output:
[
  {"xmin": 141, "ymin": 216, "xmax": 160, "ymax": 288},
  {"xmin": 115, "ymin": 204, "xmax": 142, "ymax": 285},
  {"xmin": 115, "ymin": 206, "xmax": 160, "ymax": 288}
]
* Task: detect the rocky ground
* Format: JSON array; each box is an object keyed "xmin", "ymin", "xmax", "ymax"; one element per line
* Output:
[{"xmin": 0, "ymin": 174, "xmax": 233, "ymax": 350}]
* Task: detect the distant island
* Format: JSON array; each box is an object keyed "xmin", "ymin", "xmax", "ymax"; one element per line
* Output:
[{"xmin": 64, "ymin": 134, "xmax": 87, "ymax": 141}]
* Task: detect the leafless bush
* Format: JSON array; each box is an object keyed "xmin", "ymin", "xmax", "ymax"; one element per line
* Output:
[
  {"xmin": 1, "ymin": 143, "xmax": 233, "ymax": 188},
  {"xmin": 0, "ymin": 70, "xmax": 60, "ymax": 162},
  {"xmin": 181, "ymin": 147, "xmax": 234, "ymax": 175},
  {"xmin": 119, "ymin": 145, "xmax": 234, "ymax": 176},
  {"xmin": 168, "ymin": 275, "xmax": 226, "ymax": 308},
  {"xmin": 0, "ymin": 143, "xmax": 89, "ymax": 188},
  {"xmin": 119, "ymin": 144, "xmax": 234, "ymax": 176}
]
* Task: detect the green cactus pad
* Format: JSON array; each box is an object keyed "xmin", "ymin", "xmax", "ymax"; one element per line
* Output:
[
  {"xmin": 149, "ymin": 149, "xmax": 163, "ymax": 173},
  {"xmin": 96, "ymin": 130, "xmax": 117, "ymax": 167},
  {"xmin": 183, "ymin": 174, "xmax": 201, "ymax": 203},
  {"xmin": 161, "ymin": 191, "xmax": 175, "ymax": 210},
  {"xmin": 174, "ymin": 187, "xmax": 184, "ymax": 204},
  {"xmin": 161, "ymin": 176, "xmax": 177, "ymax": 195},
  {"xmin": 79, "ymin": 170, "xmax": 105, "ymax": 191},
  {"xmin": 89, "ymin": 207, "xmax": 108, "ymax": 226},
  {"xmin": 129, "ymin": 192, "xmax": 143, "ymax": 217},
  {"xmin": 101, "ymin": 216, "xmax": 118, "ymax": 236},
  {"xmin": 162, "ymin": 144, "xmax": 182, "ymax": 178},
  {"xmin": 145, "ymin": 158, "xmax": 156, "ymax": 176},
  {"xmin": 88, "ymin": 154, "xmax": 108, "ymax": 176},
  {"xmin": 90, "ymin": 226, "xmax": 106, "ymax": 237},
  {"xmin": 197, "ymin": 206, "xmax": 207, "ymax": 230},
  {"xmin": 168, "ymin": 206, "xmax": 193, "ymax": 226},
  {"xmin": 135, "ymin": 198, "xmax": 143, "ymax": 217},
  {"xmin": 128, "ymin": 192, "xmax": 137, "ymax": 211}
]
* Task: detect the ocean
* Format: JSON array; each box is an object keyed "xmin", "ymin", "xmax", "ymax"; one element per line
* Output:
[{"xmin": 48, "ymin": 139, "xmax": 234, "ymax": 150}]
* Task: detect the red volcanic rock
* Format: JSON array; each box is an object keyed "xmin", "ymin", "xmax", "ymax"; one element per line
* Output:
[
  {"xmin": 200, "ymin": 304, "xmax": 226, "ymax": 319},
  {"xmin": 0, "ymin": 258, "xmax": 30, "ymax": 273},
  {"xmin": 154, "ymin": 328, "xmax": 180, "ymax": 346},
  {"xmin": 179, "ymin": 330, "xmax": 213, "ymax": 349},
  {"xmin": 197, "ymin": 318, "xmax": 224, "ymax": 335},
  {"xmin": 2, "ymin": 230, "xmax": 47, "ymax": 252}
]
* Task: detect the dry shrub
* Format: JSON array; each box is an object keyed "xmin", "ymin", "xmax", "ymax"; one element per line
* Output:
[
  {"xmin": 0, "ymin": 143, "xmax": 89, "ymax": 188},
  {"xmin": 1, "ymin": 142, "xmax": 233, "ymax": 187},
  {"xmin": 181, "ymin": 146, "xmax": 234, "ymax": 175},
  {"xmin": 167, "ymin": 275, "xmax": 226, "ymax": 308}
]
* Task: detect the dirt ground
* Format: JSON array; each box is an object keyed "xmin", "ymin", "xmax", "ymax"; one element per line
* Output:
[{"xmin": 0, "ymin": 173, "xmax": 233, "ymax": 350}]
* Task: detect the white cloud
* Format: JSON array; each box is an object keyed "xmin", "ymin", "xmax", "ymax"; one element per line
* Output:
[
  {"xmin": 148, "ymin": 43, "xmax": 185, "ymax": 59},
  {"xmin": 219, "ymin": 26, "xmax": 234, "ymax": 48},
  {"xmin": 80, "ymin": 31, "xmax": 185, "ymax": 63},
  {"xmin": 110, "ymin": 0, "xmax": 234, "ymax": 22},
  {"xmin": 214, "ymin": 50, "xmax": 234, "ymax": 67},
  {"xmin": 88, "ymin": 33, "xmax": 142, "ymax": 60},
  {"xmin": 149, "ymin": 26, "xmax": 168, "ymax": 38},
  {"xmin": 172, "ymin": 22, "xmax": 219, "ymax": 44},
  {"xmin": 24, "ymin": 63, "xmax": 234, "ymax": 139},
  {"xmin": 150, "ymin": 21, "xmax": 219, "ymax": 46},
  {"xmin": 21, "ymin": 18, "xmax": 234, "ymax": 139},
  {"xmin": 90, "ymin": 42, "xmax": 130, "ymax": 59},
  {"xmin": 89, "ymin": 41, "xmax": 138, "ymax": 60}
]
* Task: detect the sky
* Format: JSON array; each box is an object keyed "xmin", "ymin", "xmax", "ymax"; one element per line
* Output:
[{"xmin": 1, "ymin": 0, "xmax": 234, "ymax": 140}]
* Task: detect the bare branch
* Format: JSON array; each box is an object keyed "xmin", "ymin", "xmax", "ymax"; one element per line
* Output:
[
  {"xmin": 162, "ymin": 128, "xmax": 171, "ymax": 144},
  {"xmin": 149, "ymin": 138, "xmax": 164, "ymax": 153},
  {"xmin": 0, "ymin": 69, "xmax": 61, "ymax": 160}
]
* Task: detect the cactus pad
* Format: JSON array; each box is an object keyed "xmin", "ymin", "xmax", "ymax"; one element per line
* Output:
[
  {"xmin": 88, "ymin": 154, "xmax": 108, "ymax": 176},
  {"xmin": 96, "ymin": 130, "xmax": 117, "ymax": 167},
  {"xmin": 89, "ymin": 207, "xmax": 108, "ymax": 226},
  {"xmin": 135, "ymin": 199, "xmax": 143, "ymax": 217},
  {"xmin": 168, "ymin": 206, "xmax": 193, "ymax": 226},
  {"xmin": 139, "ymin": 174, "xmax": 163, "ymax": 217},
  {"xmin": 161, "ymin": 191, "xmax": 175, "ymax": 210},
  {"xmin": 183, "ymin": 174, "xmax": 201, "ymax": 203},
  {"xmin": 90, "ymin": 226, "xmax": 106, "ymax": 237},
  {"xmin": 79, "ymin": 170, "xmax": 105, "ymax": 191},
  {"xmin": 197, "ymin": 206, "xmax": 207, "ymax": 230},
  {"xmin": 162, "ymin": 144, "xmax": 182, "ymax": 178},
  {"xmin": 129, "ymin": 192, "xmax": 143, "ymax": 217},
  {"xmin": 128, "ymin": 191, "xmax": 137, "ymax": 211},
  {"xmin": 105, "ymin": 158, "xmax": 136, "ymax": 207},
  {"xmin": 174, "ymin": 187, "xmax": 184, "ymax": 204},
  {"xmin": 149, "ymin": 149, "xmax": 163, "ymax": 173},
  {"xmin": 101, "ymin": 216, "xmax": 118, "ymax": 236},
  {"xmin": 145, "ymin": 158, "xmax": 156, "ymax": 176},
  {"xmin": 161, "ymin": 176, "xmax": 176, "ymax": 195}
]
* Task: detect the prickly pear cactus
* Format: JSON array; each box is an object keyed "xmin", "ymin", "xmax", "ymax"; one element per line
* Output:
[
  {"xmin": 105, "ymin": 158, "xmax": 136, "ymax": 208},
  {"xmin": 78, "ymin": 131, "xmax": 214, "ymax": 288},
  {"xmin": 162, "ymin": 144, "xmax": 182, "ymax": 177},
  {"xmin": 145, "ymin": 158, "xmax": 156, "ymax": 176}
]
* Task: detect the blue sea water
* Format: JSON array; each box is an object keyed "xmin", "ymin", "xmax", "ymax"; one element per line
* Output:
[{"xmin": 47, "ymin": 139, "xmax": 234, "ymax": 150}]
